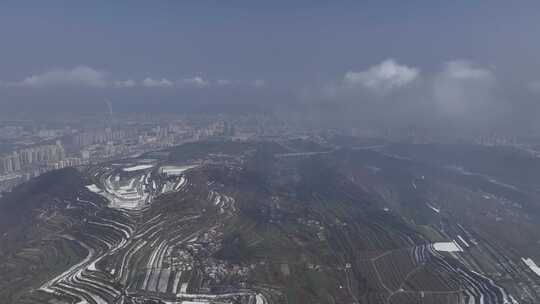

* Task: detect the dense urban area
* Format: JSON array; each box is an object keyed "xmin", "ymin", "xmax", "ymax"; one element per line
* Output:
[
  {"xmin": 1, "ymin": 113, "xmax": 533, "ymax": 195},
  {"xmin": 0, "ymin": 114, "xmax": 242, "ymax": 194}
]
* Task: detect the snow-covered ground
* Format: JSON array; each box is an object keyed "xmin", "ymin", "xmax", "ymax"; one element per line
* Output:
[
  {"xmin": 522, "ymin": 257, "xmax": 540, "ymax": 277},
  {"xmin": 160, "ymin": 165, "xmax": 198, "ymax": 176},
  {"xmin": 426, "ymin": 203, "xmax": 440, "ymax": 213},
  {"xmin": 433, "ymin": 241, "xmax": 463, "ymax": 252},
  {"xmin": 123, "ymin": 164, "xmax": 155, "ymax": 172},
  {"xmin": 87, "ymin": 164, "xmax": 192, "ymax": 211},
  {"xmin": 86, "ymin": 184, "xmax": 102, "ymax": 193},
  {"xmin": 87, "ymin": 172, "xmax": 150, "ymax": 210},
  {"xmin": 457, "ymin": 235, "xmax": 469, "ymax": 248}
]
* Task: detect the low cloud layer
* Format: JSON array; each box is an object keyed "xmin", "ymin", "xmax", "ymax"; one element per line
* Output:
[
  {"xmin": 343, "ymin": 59, "xmax": 420, "ymax": 94},
  {"xmin": 433, "ymin": 60, "xmax": 496, "ymax": 117},
  {"xmin": 297, "ymin": 58, "xmax": 536, "ymax": 134},
  {"xmin": 1, "ymin": 60, "xmax": 537, "ymax": 135},
  {"xmin": 182, "ymin": 77, "xmax": 209, "ymax": 87},
  {"xmin": 142, "ymin": 77, "xmax": 174, "ymax": 88},
  {"xmin": 300, "ymin": 59, "xmax": 420, "ymax": 101},
  {"xmin": 113, "ymin": 79, "xmax": 137, "ymax": 88},
  {"xmin": 306, "ymin": 59, "xmax": 497, "ymax": 113},
  {"xmin": 4, "ymin": 66, "xmax": 109, "ymax": 88},
  {"xmin": 0, "ymin": 66, "xmax": 264, "ymax": 90}
]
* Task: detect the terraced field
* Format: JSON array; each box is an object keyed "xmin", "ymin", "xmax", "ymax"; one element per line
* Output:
[
  {"xmin": 0, "ymin": 158, "xmax": 272, "ymax": 304},
  {"xmin": 1, "ymin": 139, "xmax": 540, "ymax": 304}
]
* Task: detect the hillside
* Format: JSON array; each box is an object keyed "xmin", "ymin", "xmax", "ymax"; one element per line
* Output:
[{"xmin": 0, "ymin": 139, "xmax": 539, "ymax": 304}]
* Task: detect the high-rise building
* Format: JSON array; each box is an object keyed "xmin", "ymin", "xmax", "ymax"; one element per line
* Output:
[{"xmin": 0, "ymin": 142, "xmax": 66, "ymax": 174}]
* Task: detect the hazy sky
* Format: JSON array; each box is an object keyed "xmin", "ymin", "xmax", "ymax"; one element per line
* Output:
[{"xmin": 1, "ymin": 1, "xmax": 539, "ymax": 132}]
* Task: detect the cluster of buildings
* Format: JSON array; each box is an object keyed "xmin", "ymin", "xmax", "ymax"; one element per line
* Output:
[
  {"xmin": 73, "ymin": 127, "xmax": 133, "ymax": 147},
  {"xmin": 196, "ymin": 121, "xmax": 235, "ymax": 138},
  {"xmin": 0, "ymin": 116, "xmax": 244, "ymax": 194},
  {"xmin": 0, "ymin": 141, "xmax": 85, "ymax": 193},
  {"xmin": 0, "ymin": 141, "xmax": 66, "ymax": 174}
]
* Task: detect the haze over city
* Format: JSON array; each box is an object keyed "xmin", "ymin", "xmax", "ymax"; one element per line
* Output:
[{"xmin": 1, "ymin": 1, "xmax": 540, "ymax": 133}]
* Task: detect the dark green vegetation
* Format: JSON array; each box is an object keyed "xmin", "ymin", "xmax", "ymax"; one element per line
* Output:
[
  {"xmin": 1, "ymin": 138, "xmax": 540, "ymax": 303},
  {"xmin": 215, "ymin": 232, "xmax": 252, "ymax": 263},
  {"xmin": 0, "ymin": 168, "xmax": 95, "ymax": 303},
  {"xmin": 167, "ymin": 140, "xmax": 288, "ymax": 162},
  {"xmin": 386, "ymin": 143, "xmax": 540, "ymax": 192}
]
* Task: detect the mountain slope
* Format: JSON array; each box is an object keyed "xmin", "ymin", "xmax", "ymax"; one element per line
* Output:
[{"xmin": 1, "ymin": 140, "xmax": 539, "ymax": 304}]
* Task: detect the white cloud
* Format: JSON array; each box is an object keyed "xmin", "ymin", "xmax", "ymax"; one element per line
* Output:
[
  {"xmin": 182, "ymin": 76, "xmax": 209, "ymax": 87},
  {"xmin": 216, "ymin": 79, "xmax": 265, "ymax": 88},
  {"xmin": 1, "ymin": 67, "xmax": 265, "ymax": 90},
  {"xmin": 5, "ymin": 66, "xmax": 108, "ymax": 88},
  {"xmin": 344, "ymin": 59, "xmax": 419, "ymax": 94},
  {"xmin": 439, "ymin": 60, "xmax": 494, "ymax": 81},
  {"xmin": 433, "ymin": 60, "xmax": 496, "ymax": 115},
  {"xmin": 298, "ymin": 59, "xmax": 418, "ymax": 101},
  {"xmin": 142, "ymin": 77, "xmax": 174, "ymax": 88}
]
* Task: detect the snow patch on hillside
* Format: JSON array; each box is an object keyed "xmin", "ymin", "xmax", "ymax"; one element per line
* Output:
[
  {"xmin": 123, "ymin": 164, "xmax": 155, "ymax": 172},
  {"xmin": 522, "ymin": 257, "xmax": 540, "ymax": 277},
  {"xmin": 433, "ymin": 241, "xmax": 463, "ymax": 252}
]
